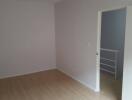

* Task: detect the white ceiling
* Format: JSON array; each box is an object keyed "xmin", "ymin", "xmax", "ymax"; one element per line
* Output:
[
  {"xmin": 53, "ymin": 0, "xmax": 63, "ymax": 3},
  {"xmin": 17, "ymin": 0, "xmax": 63, "ymax": 3}
]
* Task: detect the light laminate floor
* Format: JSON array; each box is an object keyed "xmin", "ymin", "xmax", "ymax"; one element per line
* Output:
[
  {"xmin": 0, "ymin": 69, "xmax": 121, "ymax": 100},
  {"xmin": 100, "ymin": 71, "xmax": 122, "ymax": 100}
]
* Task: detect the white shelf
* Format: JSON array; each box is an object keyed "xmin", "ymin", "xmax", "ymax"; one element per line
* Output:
[
  {"xmin": 101, "ymin": 48, "xmax": 119, "ymax": 53},
  {"xmin": 101, "ymin": 68, "xmax": 115, "ymax": 75},
  {"xmin": 100, "ymin": 63, "xmax": 115, "ymax": 69},
  {"xmin": 100, "ymin": 48, "xmax": 119, "ymax": 80},
  {"xmin": 100, "ymin": 57, "xmax": 115, "ymax": 62}
]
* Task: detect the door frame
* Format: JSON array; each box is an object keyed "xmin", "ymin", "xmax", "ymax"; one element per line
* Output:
[{"xmin": 96, "ymin": 6, "xmax": 126, "ymax": 92}]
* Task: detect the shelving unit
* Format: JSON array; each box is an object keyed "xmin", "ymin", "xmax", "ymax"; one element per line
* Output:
[{"xmin": 100, "ymin": 48, "xmax": 119, "ymax": 80}]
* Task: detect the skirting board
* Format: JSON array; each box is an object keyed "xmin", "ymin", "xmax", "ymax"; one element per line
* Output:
[
  {"xmin": 58, "ymin": 68, "xmax": 98, "ymax": 92},
  {"xmin": 0, "ymin": 66, "xmax": 56, "ymax": 79}
]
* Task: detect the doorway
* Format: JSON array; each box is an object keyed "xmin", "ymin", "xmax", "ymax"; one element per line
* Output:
[{"xmin": 97, "ymin": 8, "xmax": 126, "ymax": 100}]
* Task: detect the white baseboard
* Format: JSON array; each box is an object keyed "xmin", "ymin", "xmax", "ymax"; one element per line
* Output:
[
  {"xmin": 94, "ymin": 87, "xmax": 100, "ymax": 92},
  {"xmin": 0, "ymin": 66, "xmax": 99, "ymax": 93},
  {"xmin": 58, "ymin": 68, "xmax": 97, "ymax": 92},
  {"xmin": 0, "ymin": 66, "xmax": 56, "ymax": 79}
]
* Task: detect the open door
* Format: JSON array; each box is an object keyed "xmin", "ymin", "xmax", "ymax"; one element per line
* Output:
[
  {"xmin": 122, "ymin": 6, "xmax": 132, "ymax": 100},
  {"xmin": 96, "ymin": 5, "xmax": 132, "ymax": 100}
]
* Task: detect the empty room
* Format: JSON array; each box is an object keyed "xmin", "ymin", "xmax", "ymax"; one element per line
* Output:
[{"xmin": 0, "ymin": 0, "xmax": 132, "ymax": 100}]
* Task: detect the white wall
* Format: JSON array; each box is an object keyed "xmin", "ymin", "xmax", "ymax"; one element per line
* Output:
[
  {"xmin": 122, "ymin": 6, "xmax": 132, "ymax": 100},
  {"xmin": 55, "ymin": 0, "xmax": 100, "ymax": 90},
  {"xmin": 0, "ymin": 0, "xmax": 56, "ymax": 78},
  {"xmin": 101, "ymin": 9, "xmax": 126, "ymax": 79},
  {"xmin": 55, "ymin": 0, "xmax": 132, "ymax": 96}
]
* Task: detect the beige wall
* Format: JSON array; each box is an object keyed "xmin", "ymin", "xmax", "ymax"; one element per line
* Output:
[
  {"xmin": 55, "ymin": 1, "xmax": 132, "ymax": 100},
  {"xmin": 0, "ymin": 0, "xmax": 56, "ymax": 78}
]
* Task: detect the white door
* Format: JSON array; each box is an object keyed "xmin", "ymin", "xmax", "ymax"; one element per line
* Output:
[{"xmin": 122, "ymin": 6, "xmax": 132, "ymax": 100}]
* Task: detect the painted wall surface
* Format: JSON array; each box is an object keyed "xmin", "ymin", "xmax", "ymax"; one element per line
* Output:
[
  {"xmin": 55, "ymin": 1, "xmax": 132, "ymax": 99},
  {"xmin": 101, "ymin": 9, "xmax": 126, "ymax": 79},
  {"xmin": 0, "ymin": 0, "xmax": 56, "ymax": 78},
  {"xmin": 101, "ymin": 9, "xmax": 126, "ymax": 50},
  {"xmin": 122, "ymin": 6, "xmax": 132, "ymax": 100},
  {"xmin": 56, "ymin": 0, "xmax": 101, "ymax": 91}
]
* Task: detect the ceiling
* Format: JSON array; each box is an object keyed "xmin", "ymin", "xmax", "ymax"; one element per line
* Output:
[
  {"xmin": 16, "ymin": 0, "xmax": 63, "ymax": 3},
  {"xmin": 53, "ymin": 0, "xmax": 63, "ymax": 3}
]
